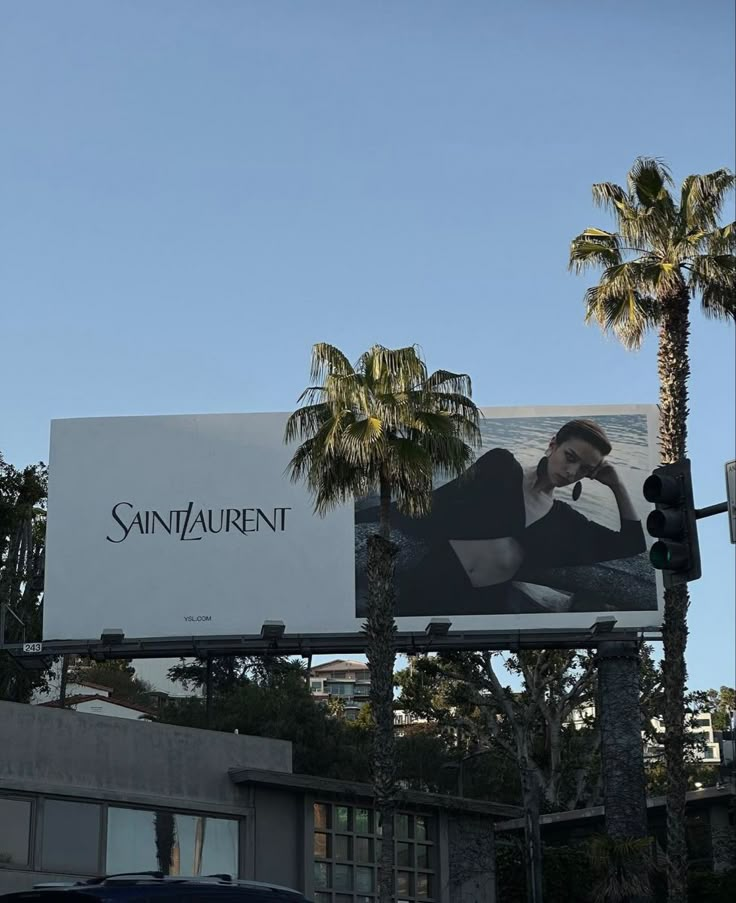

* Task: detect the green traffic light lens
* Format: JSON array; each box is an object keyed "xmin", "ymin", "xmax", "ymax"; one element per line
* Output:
[{"xmin": 650, "ymin": 542, "xmax": 671, "ymax": 569}]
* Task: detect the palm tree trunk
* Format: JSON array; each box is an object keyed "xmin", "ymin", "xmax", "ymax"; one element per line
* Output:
[
  {"xmin": 365, "ymin": 531, "xmax": 398, "ymax": 903},
  {"xmin": 378, "ymin": 472, "xmax": 391, "ymax": 540},
  {"xmin": 657, "ymin": 287, "xmax": 691, "ymax": 903}
]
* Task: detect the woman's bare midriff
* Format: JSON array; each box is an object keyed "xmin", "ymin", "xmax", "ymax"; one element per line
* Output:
[{"xmin": 449, "ymin": 537, "xmax": 524, "ymax": 587}]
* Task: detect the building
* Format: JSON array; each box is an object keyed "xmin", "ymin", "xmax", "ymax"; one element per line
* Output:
[
  {"xmin": 34, "ymin": 680, "xmax": 156, "ymax": 721},
  {"xmin": 645, "ymin": 712, "xmax": 722, "ymax": 765},
  {"xmin": 569, "ymin": 704, "xmax": 722, "ymax": 766},
  {"xmin": 309, "ymin": 660, "xmax": 427, "ymax": 732},
  {"xmin": 309, "ymin": 659, "xmax": 372, "ymax": 720},
  {"xmin": 0, "ymin": 699, "xmax": 521, "ymax": 901},
  {"xmin": 496, "ymin": 783, "xmax": 736, "ymax": 874}
]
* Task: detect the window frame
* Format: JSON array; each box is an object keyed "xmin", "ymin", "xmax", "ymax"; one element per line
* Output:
[{"xmin": 0, "ymin": 792, "xmax": 35, "ymax": 870}]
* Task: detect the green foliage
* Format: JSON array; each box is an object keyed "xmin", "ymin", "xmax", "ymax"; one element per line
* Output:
[
  {"xmin": 284, "ymin": 342, "xmax": 480, "ymax": 526},
  {"xmin": 397, "ymin": 650, "xmax": 599, "ymax": 810},
  {"xmin": 691, "ymin": 686, "xmax": 736, "ymax": 732},
  {"xmin": 68, "ymin": 658, "xmax": 156, "ymax": 707},
  {"xmin": 587, "ymin": 834, "xmax": 655, "ymax": 902},
  {"xmin": 161, "ymin": 665, "xmax": 372, "ymax": 781},
  {"xmin": 166, "ymin": 654, "xmax": 302, "ymax": 693},
  {"xmin": 498, "ymin": 842, "xmax": 736, "ymax": 902},
  {"xmin": 569, "ymin": 157, "xmax": 735, "ymax": 348},
  {"xmin": 0, "ymin": 453, "xmax": 49, "ymax": 701}
]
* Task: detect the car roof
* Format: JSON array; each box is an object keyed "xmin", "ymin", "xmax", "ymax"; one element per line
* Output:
[{"xmin": 1, "ymin": 874, "xmax": 310, "ymax": 901}]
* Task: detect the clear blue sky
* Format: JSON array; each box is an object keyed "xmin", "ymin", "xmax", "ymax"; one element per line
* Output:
[{"xmin": 2, "ymin": 1, "xmax": 734, "ymax": 692}]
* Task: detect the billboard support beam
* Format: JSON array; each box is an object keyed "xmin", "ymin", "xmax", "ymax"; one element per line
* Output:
[{"xmin": 3, "ymin": 627, "xmax": 661, "ymax": 667}]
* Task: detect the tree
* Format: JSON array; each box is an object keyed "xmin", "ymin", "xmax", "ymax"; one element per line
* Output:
[
  {"xmin": 693, "ymin": 686, "xmax": 735, "ymax": 733},
  {"xmin": 67, "ymin": 658, "xmax": 156, "ymax": 708},
  {"xmin": 0, "ymin": 455, "xmax": 49, "ymax": 702},
  {"xmin": 162, "ymin": 662, "xmax": 373, "ymax": 781},
  {"xmin": 569, "ymin": 158, "xmax": 735, "ymax": 902},
  {"xmin": 398, "ymin": 650, "xmax": 598, "ymax": 902},
  {"xmin": 285, "ymin": 342, "xmax": 479, "ymax": 903}
]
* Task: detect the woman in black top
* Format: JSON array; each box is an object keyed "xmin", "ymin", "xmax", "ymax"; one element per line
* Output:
[{"xmin": 356, "ymin": 419, "xmax": 647, "ymax": 616}]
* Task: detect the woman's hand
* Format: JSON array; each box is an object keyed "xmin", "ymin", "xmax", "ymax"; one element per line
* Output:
[
  {"xmin": 592, "ymin": 461, "xmax": 621, "ymax": 489},
  {"xmin": 593, "ymin": 462, "xmax": 639, "ymax": 522}
]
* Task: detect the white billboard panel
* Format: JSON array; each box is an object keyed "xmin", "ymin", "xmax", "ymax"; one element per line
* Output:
[{"xmin": 44, "ymin": 407, "xmax": 663, "ymax": 641}]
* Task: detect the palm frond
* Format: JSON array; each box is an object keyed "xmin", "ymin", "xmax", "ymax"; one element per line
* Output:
[
  {"xmin": 680, "ymin": 169, "xmax": 735, "ymax": 232},
  {"xmin": 697, "ymin": 280, "xmax": 736, "ymax": 320},
  {"xmin": 627, "ymin": 156, "xmax": 674, "ymax": 207},
  {"xmin": 704, "ymin": 221, "xmax": 736, "ymax": 255},
  {"xmin": 584, "ymin": 284, "xmax": 659, "ymax": 350},
  {"xmin": 569, "ymin": 228, "xmax": 623, "ymax": 273},
  {"xmin": 425, "ymin": 369, "xmax": 473, "ymax": 397},
  {"xmin": 309, "ymin": 342, "xmax": 355, "ymax": 384},
  {"xmin": 688, "ymin": 253, "xmax": 736, "ymax": 319},
  {"xmin": 284, "ymin": 402, "xmax": 331, "ymax": 444},
  {"xmin": 287, "ymin": 342, "xmax": 480, "ymax": 522}
]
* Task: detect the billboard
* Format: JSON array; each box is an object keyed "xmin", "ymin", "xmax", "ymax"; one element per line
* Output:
[{"xmin": 43, "ymin": 406, "xmax": 662, "ymax": 642}]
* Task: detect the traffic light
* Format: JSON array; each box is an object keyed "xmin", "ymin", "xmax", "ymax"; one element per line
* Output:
[{"xmin": 643, "ymin": 459, "xmax": 701, "ymax": 586}]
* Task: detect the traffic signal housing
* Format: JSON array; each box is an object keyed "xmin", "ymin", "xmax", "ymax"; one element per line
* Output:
[{"xmin": 643, "ymin": 459, "xmax": 701, "ymax": 586}]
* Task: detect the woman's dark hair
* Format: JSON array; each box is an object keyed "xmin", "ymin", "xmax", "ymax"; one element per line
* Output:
[{"xmin": 555, "ymin": 419, "xmax": 612, "ymax": 456}]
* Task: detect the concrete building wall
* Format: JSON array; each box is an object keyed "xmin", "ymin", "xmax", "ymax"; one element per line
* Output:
[{"xmin": 0, "ymin": 700, "xmax": 291, "ymax": 808}]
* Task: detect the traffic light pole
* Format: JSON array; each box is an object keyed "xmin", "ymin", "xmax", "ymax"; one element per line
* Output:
[{"xmin": 695, "ymin": 501, "xmax": 728, "ymax": 519}]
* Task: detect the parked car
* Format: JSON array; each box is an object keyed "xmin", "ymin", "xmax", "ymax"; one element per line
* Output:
[{"xmin": 0, "ymin": 873, "xmax": 312, "ymax": 902}]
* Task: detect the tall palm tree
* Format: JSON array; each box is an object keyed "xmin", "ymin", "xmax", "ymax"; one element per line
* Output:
[
  {"xmin": 569, "ymin": 158, "xmax": 735, "ymax": 902},
  {"xmin": 286, "ymin": 343, "xmax": 479, "ymax": 903}
]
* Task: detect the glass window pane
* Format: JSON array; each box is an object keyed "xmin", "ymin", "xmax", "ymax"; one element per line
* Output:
[
  {"xmin": 106, "ymin": 807, "xmax": 237, "ymax": 876},
  {"xmin": 335, "ymin": 806, "xmax": 351, "ymax": 832},
  {"xmin": 416, "ymin": 844, "xmax": 430, "ymax": 869},
  {"xmin": 417, "ymin": 873, "xmax": 432, "ymax": 898},
  {"xmin": 397, "ymin": 813, "xmax": 411, "ymax": 839},
  {"xmin": 355, "ymin": 837, "xmax": 372, "ymax": 863},
  {"xmin": 336, "ymin": 896, "xmax": 352, "ymax": 903},
  {"xmin": 42, "ymin": 799, "xmax": 100, "ymax": 874},
  {"xmin": 0, "ymin": 797, "xmax": 31, "ymax": 867},
  {"xmin": 335, "ymin": 835, "xmax": 351, "ymax": 861},
  {"xmin": 314, "ymin": 803, "xmax": 331, "ymax": 830},
  {"xmin": 397, "ymin": 871, "xmax": 413, "ymax": 896},
  {"xmin": 355, "ymin": 808, "xmax": 371, "ymax": 834},
  {"xmin": 415, "ymin": 815, "xmax": 429, "ymax": 841},
  {"xmin": 397, "ymin": 842, "xmax": 412, "ymax": 867},
  {"xmin": 357, "ymin": 897, "xmax": 373, "ymax": 903},
  {"xmin": 334, "ymin": 864, "xmax": 353, "ymax": 891},
  {"xmin": 314, "ymin": 832, "xmax": 330, "ymax": 859},
  {"xmin": 356, "ymin": 866, "xmax": 374, "ymax": 893},
  {"xmin": 314, "ymin": 862, "xmax": 330, "ymax": 889},
  {"xmin": 314, "ymin": 894, "xmax": 331, "ymax": 903}
]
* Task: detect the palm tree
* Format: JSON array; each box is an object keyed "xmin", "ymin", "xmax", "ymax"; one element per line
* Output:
[
  {"xmin": 286, "ymin": 343, "xmax": 479, "ymax": 903},
  {"xmin": 569, "ymin": 158, "xmax": 735, "ymax": 902}
]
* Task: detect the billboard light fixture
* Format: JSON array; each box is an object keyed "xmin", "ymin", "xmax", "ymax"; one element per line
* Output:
[
  {"xmin": 261, "ymin": 620, "xmax": 285, "ymax": 640},
  {"xmin": 591, "ymin": 616, "xmax": 617, "ymax": 635},
  {"xmin": 425, "ymin": 618, "xmax": 452, "ymax": 637},
  {"xmin": 100, "ymin": 629, "xmax": 125, "ymax": 645}
]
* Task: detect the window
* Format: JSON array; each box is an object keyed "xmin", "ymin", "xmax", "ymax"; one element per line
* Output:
[
  {"xmin": 313, "ymin": 802, "xmax": 435, "ymax": 902},
  {"xmin": 106, "ymin": 806, "xmax": 238, "ymax": 876},
  {"xmin": 41, "ymin": 799, "xmax": 101, "ymax": 874},
  {"xmin": 0, "ymin": 797, "xmax": 32, "ymax": 867}
]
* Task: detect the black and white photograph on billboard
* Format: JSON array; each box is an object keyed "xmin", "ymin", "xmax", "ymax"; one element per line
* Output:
[{"xmin": 355, "ymin": 406, "xmax": 660, "ymax": 620}]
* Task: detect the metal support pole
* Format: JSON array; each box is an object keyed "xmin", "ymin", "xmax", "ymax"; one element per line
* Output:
[
  {"xmin": 59, "ymin": 655, "xmax": 69, "ymax": 709},
  {"xmin": 695, "ymin": 501, "xmax": 728, "ymax": 519},
  {"xmin": 205, "ymin": 654, "xmax": 213, "ymax": 729}
]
